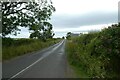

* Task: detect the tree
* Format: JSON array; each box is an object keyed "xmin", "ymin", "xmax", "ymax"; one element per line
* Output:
[
  {"xmin": 1, "ymin": 0, "xmax": 55, "ymax": 40},
  {"xmin": 66, "ymin": 32, "xmax": 71, "ymax": 39},
  {"xmin": 62, "ymin": 36, "xmax": 65, "ymax": 39},
  {"xmin": 30, "ymin": 22, "xmax": 55, "ymax": 41}
]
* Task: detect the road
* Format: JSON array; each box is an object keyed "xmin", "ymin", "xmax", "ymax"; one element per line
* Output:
[{"xmin": 2, "ymin": 40, "xmax": 76, "ymax": 79}]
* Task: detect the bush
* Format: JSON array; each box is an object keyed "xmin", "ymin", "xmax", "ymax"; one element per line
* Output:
[{"xmin": 66, "ymin": 24, "xmax": 120, "ymax": 78}]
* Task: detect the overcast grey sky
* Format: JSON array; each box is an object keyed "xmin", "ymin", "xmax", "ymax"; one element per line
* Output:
[{"xmin": 9, "ymin": 0, "xmax": 119, "ymax": 38}]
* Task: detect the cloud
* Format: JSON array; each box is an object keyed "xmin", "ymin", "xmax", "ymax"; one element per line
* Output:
[
  {"xmin": 51, "ymin": 0, "xmax": 118, "ymax": 37},
  {"xmin": 51, "ymin": 11, "xmax": 117, "ymax": 29},
  {"xmin": 52, "ymin": 0, "xmax": 118, "ymax": 15}
]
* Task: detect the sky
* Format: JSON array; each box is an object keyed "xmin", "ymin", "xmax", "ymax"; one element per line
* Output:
[{"xmin": 9, "ymin": 0, "xmax": 119, "ymax": 38}]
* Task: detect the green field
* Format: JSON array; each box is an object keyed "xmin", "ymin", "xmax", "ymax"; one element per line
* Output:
[
  {"xmin": 2, "ymin": 38, "xmax": 61, "ymax": 61},
  {"xmin": 66, "ymin": 24, "xmax": 120, "ymax": 78}
]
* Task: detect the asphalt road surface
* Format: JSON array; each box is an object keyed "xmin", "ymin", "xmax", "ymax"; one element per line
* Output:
[{"xmin": 2, "ymin": 40, "xmax": 76, "ymax": 79}]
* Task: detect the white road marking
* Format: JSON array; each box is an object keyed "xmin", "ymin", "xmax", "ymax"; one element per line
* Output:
[{"xmin": 8, "ymin": 40, "xmax": 64, "ymax": 80}]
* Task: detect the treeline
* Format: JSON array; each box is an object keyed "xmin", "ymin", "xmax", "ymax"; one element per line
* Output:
[
  {"xmin": 66, "ymin": 23, "xmax": 120, "ymax": 78},
  {"xmin": 3, "ymin": 38, "xmax": 61, "ymax": 60}
]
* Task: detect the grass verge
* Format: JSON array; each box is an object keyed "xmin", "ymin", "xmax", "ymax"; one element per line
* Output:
[
  {"xmin": 2, "ymin": 38, "xmax": 61, "ymax": 61},
  {"xmin": 65, "ymin": 40, "xmax": 89, "ymax": 78},
  {"xmin": 65, "ymin": 24, "xmax": 120, "ymax": 78}
]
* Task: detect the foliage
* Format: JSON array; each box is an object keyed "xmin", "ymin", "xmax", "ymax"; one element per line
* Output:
[
  {"xmin": 2, "ymin": 38, "xmax": 61, "ymax": 60},
  {"xmin": 66, "ymin": 32, "xmax": 72, "ymax": 39},
  {"xmin": 1, "ymin": 0, "xmax": 55, "ymax": 40},
  {"xmin": 62, "ymin": 36, "xmax": 65, "ymax": 39},
  {"xmin": 66, "ymin": 23, "xmax": 120, "ymax": 78}
]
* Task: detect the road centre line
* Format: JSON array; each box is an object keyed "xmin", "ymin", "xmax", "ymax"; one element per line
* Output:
[{"xmin": 8, "ymin": 40, "xmax": 64, "ymax": 80}]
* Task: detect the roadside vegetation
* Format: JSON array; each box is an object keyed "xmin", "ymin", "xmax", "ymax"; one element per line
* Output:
[
  {"xmin": 1, "ymin": 0, "xmax": 59, "ymax": 61},
  {"xmin": 2, "ymin": 38, "xmax": 61, "ymax": 61},
  {"xmin": 66, "ymin": 23, "xmax": 120, "ymax": 78},
  {"xmin": 0, "ymin": 38, "xmax": 2, "ymax": 61}
]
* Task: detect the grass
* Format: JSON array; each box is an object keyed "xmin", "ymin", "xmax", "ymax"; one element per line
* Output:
[
  {"xmin": 0, "ymin": 38, "xmax": 2, "ymax": 61},
  {"xmin": 71, "ymin": 65, "xmax": 89, "ymax": 78},
  {"xmin": 2, "ymin": 38, "xmax": 61, "ymax": 61},
  {"xmin": 65, "ymin": 24, "xmax": 120, "ymax": 78},
  {"xmin": 65, "ymin": 40, "xmax": 89, "ymax": 78}
]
